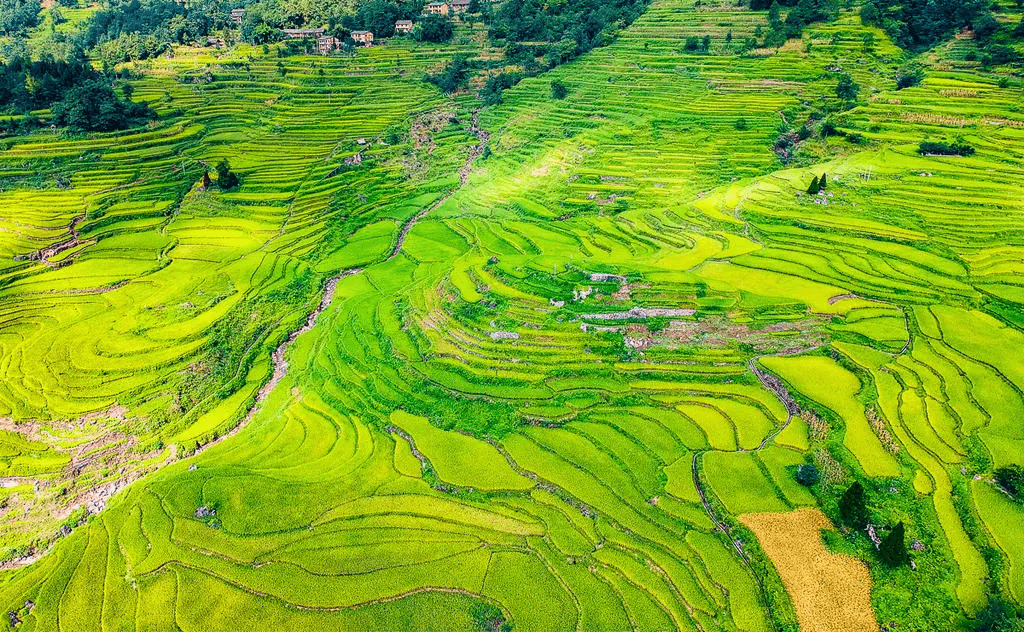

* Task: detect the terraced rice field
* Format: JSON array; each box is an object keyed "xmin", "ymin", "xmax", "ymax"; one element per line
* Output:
[
  {"xmin": 740, "ymin": 509, "xmax": 877, "ymax": 632},
  {"xmin": 0, "ymin": 0, "xmax": 1023, "ymax": 630}
]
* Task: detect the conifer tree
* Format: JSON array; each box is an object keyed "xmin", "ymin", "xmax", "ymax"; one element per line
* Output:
[
  {"xmin": 879, "ymin": 521, "xmax": 909, "ymax": 566},
  {"xmin": 819, "ymin": 172, "xmax": 828, "ymax": 188},
  {"xmin": 839, "ymin": 481, "xmax": 869, "ymax": 529},
  {"xmin": 807, "ymin": 175, "xmax": 820, "ymax": 194}
]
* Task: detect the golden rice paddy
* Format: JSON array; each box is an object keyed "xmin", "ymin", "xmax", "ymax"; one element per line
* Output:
[{"xmin": 740, "ymin": 508, "xmax": 878, "ymax": 632}]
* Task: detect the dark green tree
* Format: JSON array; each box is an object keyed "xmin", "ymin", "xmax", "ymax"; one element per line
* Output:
[
  {"xmin": 358, "ymin": 0, "xmax": 401, "ymax": 38},
  {"xmin": 767, "ymin": 1, "xmax": 782, "ymax": 28},
  {"xmin": 819, "ymin": 172, "xmax": 827, "ymax": 189},
  {"xmin": 976, "ymin": 595, "xmax": 1024, "ymax": 632},
  {"xmin": 0, "ymin": 0, "xmax": 42, "ymax": 35},
  {"xmin": 50, "ymin": 78, "xmax": 155, "ymax": 132},
  {"xmin": 796, "ymin": 463, "xmax": 820, "ymax": 486},
  {"xmin": 550, "ymin": 80, "xmax": 567, "ymax": 99},
  {"xmin": 994, "ymin": 465, "xmax": 1024, "ymax": 502},
  {"xmin": 807, "ymin": 175, "xmax": 820, "ymax": 194},
  {"xmin": 836, "ymin": 73, "xmax": 860, "ymax": 103},
  {"xmin": 413, "ymin": 15, "xmax": 454, "ymax": 43},
  {"xmin": 839, "ymin": 481, "xmax": 869, "ymax": 529},
  {"xmin": 860, "ymin": 3, "xmax": 878, "ymax": 24},
  {"xmin": 426, "ymin": 53, "xmax": 470, "ymax": 93},
  {"xmin": 879, "ymin": 521, "xmax": 909, "ymax": 566},
  {"xmin": 215, "ymin": 159, "xmax": 239, "ymax": 189}
]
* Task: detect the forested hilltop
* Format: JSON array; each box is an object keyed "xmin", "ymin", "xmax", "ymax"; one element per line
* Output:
[{"xmin": 0, "ymin": 0, "xmax": 1023, "ymax": 631}]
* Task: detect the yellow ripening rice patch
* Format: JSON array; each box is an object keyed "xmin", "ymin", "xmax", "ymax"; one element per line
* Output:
[{"xmin": 740, "ymin": 508, "xmax": 878, "ymax": 632}]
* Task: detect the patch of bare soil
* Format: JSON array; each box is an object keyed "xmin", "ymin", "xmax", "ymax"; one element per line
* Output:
[
  {"xmin": 659, "ymin": 316, "xmax": 826, "ymax": 354},
  {"xmin": 410, "ymin": 108, "xmax": 456, "ymax": 153}
]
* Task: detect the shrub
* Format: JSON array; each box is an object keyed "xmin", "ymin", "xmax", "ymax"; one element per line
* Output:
[
  {"xmin": 796, "ymin": 463, "xmax": 820, "ymax": 486},
  {"xmin": 896, "ymin": 63, "xmax": 925, "ymax": 89},
  {"xmin": 480, "ymin": 72, "xmax": 521, "ymax": 105},
  {"xmin": 470, "ymin": 603, "xmax": 511, "ymax": 632},
  {"xmin": 975, "ymin": 596, "xmax": 1024, "ymax": 632},
  {"xmin": 735, "ymin": 117, "xmax": 748, "ymax": 130},
  {"xmin": 918, "ymin": 140, "xmax": 975, "ymax": 156},
  {"xmin": 550, "ymin": 79, "xmax": 567, "ymax": 99}
]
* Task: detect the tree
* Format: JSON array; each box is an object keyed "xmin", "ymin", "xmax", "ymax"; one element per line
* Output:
[
  {"xmin": 701, "ymin": 35, "xmax": 711, "ymax": 51},
  {"xmin": 0, "ymin": 0, "xmax": 42, "ymax": 35},
  {"xmin": 819, "ymin": 173, "xmax": 828, "ymax": 189},
  {"xmin": 767, "ymin": 1, "xmax": 782, "ymax": 29},
  {"xmin": 215, "ymin": 158, "xmax": 239, "ymax": 189},
  {"xmin": 50, "ymin": 78, "xmax": 155, "ymax": 132},
  {"xmin": 358, "ymin": 0, "xmax": 401, "ymax": 38},
  {"xmin": 860, "ymin": 3, "xmax": 878, "ymax": 24},
  {"xmin": 864, "ymin": 0, "xmax": 990, "ymax": 50},
  {"xmin": 976, "ymin": 596, "xmax": 1024, "ymax": 632},
  {"xmin": 896, "ymin": 63, "xmax": 925, "ymax": 89},
  {"xmin": 972, "ymin": 13, "xmax": 1000, "ymax": 41},
  {"xmin": 807, "ymin": 175, "xmax": 820, "ymax": 194},
  {"xmin": 413, "ymin": 15, "xmax": 453, "ymax": 43},
  {"xmin": 879, "ymin": 521, "xmax": 909, "ymax": 566},
  {"xmin": 839, "ymin": 481, "xmax": 869, "ymax": 529},
  {"xmin": 796, "ymin": 463, "xmax": 820, "ymax": 486},
  {"xmin": 836, "ymin": 73, "xmax": 860, "ymax": 103},
  {"xmin": 550, "ymin": 79, "xmax": 567, "ymax": 99},
  {"xmin": 426, "ymin": 54, "xmax": 470, "ymax": 93},
  {"xmin": 994, "ymin": 465, "xmax": 1024, "ymax": 502}
]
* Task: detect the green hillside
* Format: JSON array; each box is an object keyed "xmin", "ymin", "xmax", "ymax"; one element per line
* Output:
[{"xmin": 1, "ymin": 0, "xmax": 1023, "ymax": 630}]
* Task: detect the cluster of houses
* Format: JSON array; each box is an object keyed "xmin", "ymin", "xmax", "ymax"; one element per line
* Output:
[
  {"xmin": 424, "ymin": 0, "xmax": 471, "ymax": 16},
  {"xmin": 225, "ymin": 0, "xmax": 473, "ymax": 55}
]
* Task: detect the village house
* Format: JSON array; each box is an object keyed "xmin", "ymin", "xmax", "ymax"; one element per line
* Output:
[
  {"xmin": 424, "ymin": 1, "xmax": 449, "ymax": 16},
  {"xmin": 317, "ymin": 35, "xmax": 341, "ymax": 54},
  {"xmin": 394, "ymin": 20, "xmax": 414, "ymax": 34},
  {"xmin": 230, "ymin": 8, "xmax": 244, "ymax": 24},
  {"xmin": 351, "ymin": 30, "xmax": 374, "ymax": 46},
  {"xmin": 449, "ymin": 0, "xmax": 470, "ymax": 12},
  {"xmin": 282, "ymin": 28, "xmax": 326, "ymax": 39}
]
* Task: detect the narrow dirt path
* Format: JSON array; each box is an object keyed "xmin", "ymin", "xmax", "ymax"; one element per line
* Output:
[
  {"xmin": 193, "ymin": 267, "xmax": 361, "ymax": 457},
  {"xmin": 388, "ymin": 109, "xmax": 489, "ymax": 260},
  {"xmin": 200, "ymin": 110, "xmax": 489, "ymax": 451},
  {"xmin": 688, "ymin": 351, "xmax": 815, "ymax": 632}
]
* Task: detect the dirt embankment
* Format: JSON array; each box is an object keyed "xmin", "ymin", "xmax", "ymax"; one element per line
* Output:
[{"xmin": 390, "ymin": 109, "xmax": 489, "ymax": 260}]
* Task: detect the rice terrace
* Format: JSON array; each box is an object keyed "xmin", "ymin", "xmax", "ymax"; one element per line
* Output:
[{"xmin": 0, "ymin": 0, "xmax": 1023, "ymax": 629}]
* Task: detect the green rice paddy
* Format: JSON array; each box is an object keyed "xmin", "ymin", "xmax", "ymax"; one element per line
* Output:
[{"xmin": 0, "ymin": 0, "xmax": 1023, "ymax": 630}]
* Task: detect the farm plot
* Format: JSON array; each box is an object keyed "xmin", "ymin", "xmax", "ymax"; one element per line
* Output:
[{"xmin": 1, "ymin": 0, "xmax": 1023, "ymax": 629}]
